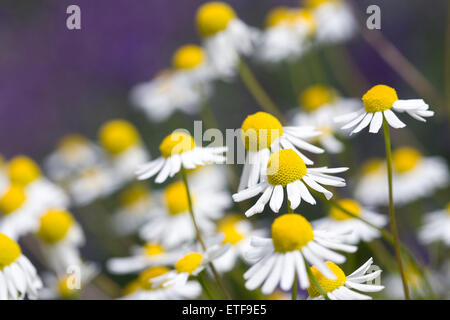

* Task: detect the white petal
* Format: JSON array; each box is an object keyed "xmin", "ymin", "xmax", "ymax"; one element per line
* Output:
[
  {"xmin": 269, "ymin": 185, "xmax": 284, "ymax": 213},
  {"xmin": 350, "ymin": 113, "xmax": 373, "ymax": 135},
  {"xmin": 369, "ymin": 112, "xmax": 383, "ymax": 133},
  {"xmin": 383, "ymin": 109, "xmax": 406, "ymax": 129}
]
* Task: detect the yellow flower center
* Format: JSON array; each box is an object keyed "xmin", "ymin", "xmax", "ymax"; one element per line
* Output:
[
  {"xmin": 163, "ymin": 181, "xmax": 191, "ymax": 215},
  {"xmin": 123, "ymin": 280, "xmax": 142, "ymax": 296},
  {"xmin": 159, "ymin": 132, "xmax": 195, "ymax": 158},
  {"xmin": 362, "ymin": 158, "xmax": 384, "ymax": 175},
  {"xmin": 196, "ymin": 1, "xmax": 236, "ymax": 37},
  {"xmin": 307, "ymin": 261, "xmax": 346, "ymax": 297},
  {"xmin": 362, "ymin": 85, "xmax": 398, "ymax": 113},
  {"xmin": 0, "ymin": 233, "xmax": 22, "ymax": 270},
  {"xmin": 306, "ymin": 0, "xmax": 337, "ymax": 9},
  {"xmin": 175, "ymin": 252, "xmax": 203, "ymax": 275},
  {"xmin": 267, "ymin": 149, "xmax": 307, "ymax": 187},
  {"xmin": 58, "ymin": 275, "xmax": 80, "ymax": 299},
  {"xmin": 144, "ymin": 243, "xmax": 165, "ymax": 256},
  {"xmin": 172, "ymin": 44, "xmax": 205, "ymax": 70},
  {"xmin": 58, "ymin": 134, "xmax": 89, "ymax": 162},
  {"xmin": 241, "ymin": 112, "xmax": 283, "ymax": 152},
  {"xmin": 392, "ymin": 147, "xmax": 422, "ymax": 173},
  {"xmin": 0, "ymin": 185, "xmax": 26, "ymax": 215},
  {"xmin": 99, "ymin": 119, "xmax": 139, "ymax": 155},
  {"xmin": 289, "ymin": 9, "xmax": 317, "ymax": 34},
  {"xmin": 300, "ymin": 85, "xmax": 337, "ymax": 112},
  {"xmin": 37, "ymin": 209, "xmax": 74, "ymax": 244},
  {"xmin": 217, "ymin": 215, "xmax": 245, "ymax": 245},
  {"xmin": 265, "ymin": 6, "xmax": 291, "ymax": 28},
  {"xmin": 138, "ymin": 266, "xmax": 170, "ymax": 290},
  {"xmin": 119, "ymin": 183, "xmax": 150, "ymax": 207},
  {"xmin": 329, "ymin": 199, "xmax": 361, "ymax": 220},
  {"xmin": 271, "ymin": 214, "xmax": 314, "ymax": 253},
  {"xmin": 8, "ymin": 156, "xmax": 41, "ymax": 186}
]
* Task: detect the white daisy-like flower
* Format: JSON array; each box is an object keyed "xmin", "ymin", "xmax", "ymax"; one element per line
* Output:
[
  {"xmin": 233, "ymin": 149, "xmax": 347, "ymax": 217},
  {"xmin": 121, "ymin": 266, "xmax": 201, "ymax": 300},
  {"xmin": 35, "ymin": 209, "xmax": 85, "ymax": 274},
  {"xmin": 107, "ymin": 242, "xmax": 181, "ymax": 275},
  {"xmin": 136, "ymin": 131, "xmax": 227, "ymax": 184},
  {"xmin": 98, "ymin": 119, "xmax": 150, "ymax": 181},
  {"xmin": 312, "ymin": 199, "xmax": 387, "ymax": 244},
  {"xmin": 307, "ymin": 258, "xmax": 384, "ymax": 300},
  {"xmin": 290, "ymin": 85, "xmax": 361, "ymax": 153},
  {"xmin": 238, "ymin": 111, "xmax": 324, "ymax": 191},
  {"xmin": 336, "ymin": 85, "xmax": 434, "ymax": 135},
  {"xmin": 0, "ymin": 233, "xmax": 43, "ymax": 300},
  {"xmin": 419, "ymin": 203, "xmax": 450, "ymax": 246},
  {"xmin": 213, "ymin": 214, "xmax": 265, "ymax": 273},
  {"xmin": 257, "ymin": 7, "xmax": 316, "ymax": 64},
  {"xmin": 196, "ymin": 1, "xmax": 260, "ymax": 79},
  {"xmin": 355, "ymin": 148, "xmax": 448, "ymax": 206},
  {"xmin": 130, "ymin": 45, "xmax": 213, "ymax": 122},
  {"xmin": 243, "ymin": 213, "xmax": 357, "ymax": 294},
  {"xmin": 306, "ymin": 0, "xmax": 357, "ymax": 44},
  {"xmin": 139, "ymin": 180, "xmax": 231, "ymax": 247}
]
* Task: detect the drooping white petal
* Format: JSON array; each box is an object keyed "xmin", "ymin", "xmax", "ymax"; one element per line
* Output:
[{"xmin": 383, "ymin": 109, "xmax": 406, "ymax": 128}]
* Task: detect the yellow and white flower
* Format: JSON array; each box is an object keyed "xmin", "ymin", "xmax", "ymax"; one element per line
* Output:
[
  {"xmin": 196, "ymin": 1, "xmax": 260, "ymax": 78},
  {"xmin": 238, "ymin": 111, "xmax": 324, "ymax": 191},
  {"xmin": 136, "ymin": 131, "xmax": 227, "ymax": 184},
  {"xmin": 243, "ymin": 214, "xmax": 356, "ymax": 294},
  {"xmin": 139, "ymin": 180, "xmax": 231, "ymax": 247},
  {"xmin": 290, "ymin": 85, "xmax": 361, "ymax": 153},
  {"xmin": 336, "ymin": 85, "xmax": 434, "ymax": 135},
  {"xmin": 0, "ymin": 233, "xmax": 43, "ymax": 300},
  {"xmin": 257, "ymin": 7, "xmax": 316, "ymax": 63},
  {"xmin": 419, "ymin": 203, "xmax": 450, "ymax": 246},
  {"xmin": 233, "ymin": 149, "xmax": 347, "ymax": 217},
  {"xmin": 307, "ymin": 258, "xmax": 384, "ymax": 300},
  {"xmin": 312, "ymin": 199, "xmax": 387, "ymax": 244}
]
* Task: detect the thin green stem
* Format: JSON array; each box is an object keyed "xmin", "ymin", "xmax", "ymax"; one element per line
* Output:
[
  {"xmin": 181, "ymin": 167, "xmax": 231, "ymax": 300},
  {"xmin": 237, "ymin": 59, "xmax": 287, "ymax": 124},
  {"xmin": 291, "ymin": 274, "xmax": 298, "ymax": 300},
  {"xmin": 305, "ymin": 260, "xmax": 330, "ymax": 300},
  {"xmin": 197, "ymin": 272, "xmax": 216, "ymax": 300},
  {"xmin": 382, "ymin": 119, "xmax": 410, "ymax": 300}
]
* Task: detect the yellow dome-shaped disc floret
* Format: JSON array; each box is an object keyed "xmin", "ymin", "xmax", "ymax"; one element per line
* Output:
[
  {"xmin": 138, "ymin": 266, "xmax": 170, "ymax": 290},
  {"xmin": 144, "ymin": 243, "xmax": 165, "ymax": 256},
  {"xmin": 196, "ymin": 2, "xmax": 236, "ymax": 37},
  {"xmin": 289, "ymin": 9, "xmax": 317, "ymax": 34},
  {"xmin": 175, "ymin": 252, "xmax": 203, "ymax": 274},
  {"xmin": 58, "ymin": 275, "xmax": 81, "ymax": 299},
  {"xmin": 241, "ymin": 112, "xmax": 283, "ymax": 151},
  {"xmin": 217, "ymin": 215, "xmax": 245, "ymax": 245},
  {"xmin": 305, "ymin": 0, "xmax": 336, "ymax": 9},
  {"xmin": 0, "ymin": 184, "xmax": 26, "ymax": 215},
  {"xmin": 163, "ymin": 181, "xmax": 192, "ymax": 215},
  {"xmin": 8, "ymin": 155, "xmax": 41, "ymax": 186},
  {"xmin": 58, "ymin": 134, "xmax": 89, "ymax": 161},
  {"xmin": 392, "ymin": 147, "xmax": 422, "ymax": 173},
  {"xmin": 0, "ymin": 233, "xmax": 22, "ymax": 270},
  {"xmin": 362, "ymin": 158, "xmax": 384, "ymax": 176},
  {"xmin": 119, "ymin": 183, "xmax": 150, "ymax": 207},
  {"xmin": 159, "ymin": 132, "xmax": 195, "ymax": 158},
  {"xmin": 271, "ymin": 214, "xmax": 314, "ymax": 253},
  {"xmin": 307, "ymin": 261, "xmax": 346, "ymax": 297},
  {"xmin": 362, "ymin": 85, "xmax": 398, "ymax": 113},
  {"xmin": 172, "ymin": 44, "xmax": 205, "ymax": 70},
  {"xmin": 300, "ymin": 85, "xmax": 337, "ymax": 112},
  {"xmin": 37, "ymin": 209, "xmax": 74, "ymax": 244},
  {"xmin": 99, "ymin": 119, "xmax": 139, "ymax": 155},
  {"xmin": 267, "ymin": 149, "xmax": 307, "ymax": 187},
  {"xmin": 329, "ymin": 199, "xmax": 361, "ymax": 220},
  {"xmin": 265, "ymin": 6, "xmax": 291, "ymax": 28}
]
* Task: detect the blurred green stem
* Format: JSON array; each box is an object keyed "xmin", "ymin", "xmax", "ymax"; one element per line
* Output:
[
  {"xmin": 197, "ymin": 272, "xmax": 216, "ymax": 300},
  {"xmin": 291, "ymin": 274, "xmax": 298, "ymax": 300}
]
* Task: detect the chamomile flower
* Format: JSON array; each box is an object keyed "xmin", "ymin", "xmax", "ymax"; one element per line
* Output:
[
  {"xmin": 196, "ymin": 1, "xmax": 260, "ymax": 78},
  {"xmin": 107, "ymin": 242, "xmax": 181, "ymax": 274},
  {"xmin": 99, "ymin": 119, "xmax": 150, "ymax": 181},
  {"xmin": 139, "ymin": 180, "xmax": 231, "ymax": 247},
  {"xmin": 354, "ymin": 158, "xmax": 387, "ymax": 206},
  {"xmin": 257, "ymin": 7, "xmax": 316, "ymax": 63},
  {"xmin": 0, "ymin": 233, "xmax": 43, "ymax": 300},
  {"xmin": 419, "ymin": 203, "xmax": 450, "ymax": 246},
  {"xmin": 290, "ymin": 85, "xmax": 361, "ymax": 153},
  {"xmin": 243, "ymin": 214, "xmax": 357, "ymax": 294},
  {"xmin": 121, "ymin": 266, "xmax": 201, "ymax": 300},
  {"xmin": 307, "ymin": 258, "xmax": 384, "ymax": 300},
  {"xmin": 136, "ymin": 131, "xmax": 227, "ymax": 184},
  {"xmin": 336, "ymin": 85, "xmax": 434, "ymax": 135},
  {"xmin": 306, "ymin": 0, "xmax": 356, "ymax": 44},
  {"xmin": 130, "ymin": 45, "xmax": 213, "ymax": 122},
  {"xmin": 233, "ymin": 149, "xmax": 347, "ymax": 217},
  {"xmin": 238, "ymin": 111, "xmax": 324, "ymax": 191},
  {"xmin": 312, "ymin": 199, "xmax": 387, "ymax": 244},
  {"xmin": 36, "ymin": 209, "xmax": 85, "ymax": 274}
]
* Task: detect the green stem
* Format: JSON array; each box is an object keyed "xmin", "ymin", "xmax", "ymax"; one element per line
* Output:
[
  {"xmin": 181, "ymin": 167, "xmax": 231, "ymax": 300},
  {"xmin": 237, "ymin": 59, "xmax": 287, "ymax": 124},
  {"xmin": 197, "ymin": 272, "xmax": 216, "ymax": 300},
  {"xmin": 291, "ymin": 274, "xmax": 298, "ymax": 300},
  {"xmin": 305, "ymin": 260, "xmax": 330, "ymax": 300},
  {"xmin": 382, "ymin": 118, "xmax": 410, "ymax": 300}
]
